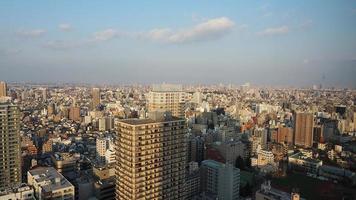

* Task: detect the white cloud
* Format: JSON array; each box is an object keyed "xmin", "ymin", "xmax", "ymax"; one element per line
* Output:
[
  {"xmin": 59, "ymin": 23, "xmax": 72, "ymax": 31},
  {"xmin": 257, "ymin": 26, "xmax": 289, "ymax": 36},
  {"xmin": 143, "ymin": 17, "xmax": 235, "ymax": 44},
  {"xmin": 299, "ymin": 20, "xmax": 313, "ymax": 30},
  {"xmin": 43, "ymin": 40, "xmax": 83, "ymax": 50},
  {"xmin": 93, "ymin": 29, "xmax": 123, "ymax": 41},
  {"xmin": 16, "ymin": 29, "xmax": 46, "ymax": 37}
]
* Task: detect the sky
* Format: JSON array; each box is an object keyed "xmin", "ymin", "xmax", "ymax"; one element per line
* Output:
[{"xmin": 0, "ymin": 0, "xmax": 356, "ymax": 87}]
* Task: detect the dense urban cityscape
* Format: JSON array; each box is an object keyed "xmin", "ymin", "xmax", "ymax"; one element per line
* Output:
[
  {"xmin": 0, "ymin": 81, "xmax": 355, "ymax": 200},
  {"xmin": 1, "ymin": 1, "xmax": 356, "ymax": 200}
]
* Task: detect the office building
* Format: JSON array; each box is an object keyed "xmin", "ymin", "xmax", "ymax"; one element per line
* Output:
[
  {"xmin": 294, "ymin": 113, "xmax": 314, "ymax": 148},
  {"xmin": 0, "ymin": 98, "xmax": 21, "ymax": 190},
  {"xmin": 147, "ymin": 84, "xmax": 187, "ymax": 117},
  {"xmin": 28, "ymin": 167, "xmax": 75, "ymax": 200},
  {"xmin": 200, "ymin": 160, "xmax": 240, "ymax": 200},
  {"xmin": 115, "ymin": 111, "xmax": 186, "ymax": 199}
]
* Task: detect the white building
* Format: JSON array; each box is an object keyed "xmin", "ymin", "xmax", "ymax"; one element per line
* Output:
[
  {"xmin": 28, "ymin": 167, "xmax": 75, "ymax": 200},
  {"xmin": 147, "ymin": 84, "xmax": 187, "ymax": 117}
]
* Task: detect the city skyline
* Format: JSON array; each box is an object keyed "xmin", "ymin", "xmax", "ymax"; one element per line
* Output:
[{"xmin": 0, "ymin": 1, "xmax": 356, "ymax": 87}]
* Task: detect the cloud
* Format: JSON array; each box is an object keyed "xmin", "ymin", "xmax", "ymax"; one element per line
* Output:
[
  {"xmin": 0, "ymin": 48, "xmax": 22, "ymax": 56},
  {"xmin": 16, "ymin": 29, "xmax": 46, "ymax": 37},
  {"xmin": 299, "ymin": 20, "xmax": 313, "ymax": 30},
  {"xmin": 59, "ymin": 23, "xmax": 72, "ymax": 31},
  {"xmin": 43, "ymin": 38, "xmax": 99, "ymax": 50},
  {"xmin": 257, "ymin": 26, "xmax": 289, "ymax": 36},
  {"xmin": 143, "ymin": 17, "xmax": 235, "ymax": 44},
  {"xmin": 93, "ymin": 29, "xmax": 124, "ymax": 41}
]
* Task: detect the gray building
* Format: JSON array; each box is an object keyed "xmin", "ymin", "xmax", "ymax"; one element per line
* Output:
[{"xmin": 200, "ymin": 160, "xmax": 240, "ymax": 200}]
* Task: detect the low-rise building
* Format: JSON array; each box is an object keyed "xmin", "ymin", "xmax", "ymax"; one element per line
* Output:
[
  {"xmin": 0, "ymin": 184, "xmax": 34, "ymax": 200},
  {"xmin": 288, "ymin": 152, "xmax": 322, "ymax": 174},
  {"xmin": 28, "ymin": 167, "xmax": 75, "ymax": 200}
]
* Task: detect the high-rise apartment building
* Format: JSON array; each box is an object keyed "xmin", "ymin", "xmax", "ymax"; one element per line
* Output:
[
  {"xmin": 0, "ymin": 98, "xmax": 21, "ymax": 190},
  {"xmin": 0, "ymin": 81, "xmax": 7, "ymax": 97},
  {"xmin": 294, "ymin": 113, "xmax": 314, "ymax": 148},
  {"xmin": 276, "ymin": 126, "xmax": 294, "ymax": 145},
  {"xmin": 69, "ymin": 106, "xmax": 81, "ymax": 122},
  {"xmin": 92, "ymin": 88, "xmax": 101, "ymax": 110},
  {"xmin": 200, "ymin": 160, "xmax": 240, "ymax": 200},
  {"xmin": 147, "ymin": 84, "xmax": 187, "ymax": 118},
  {"xmin": 115, "ymin": 111, "xmax": 186, "ymax": 199}
]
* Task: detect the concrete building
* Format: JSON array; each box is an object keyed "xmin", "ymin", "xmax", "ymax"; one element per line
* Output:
[
  {"xmin": 294, "ymin": 113, "xmax": 314, "ymax": 148},
  {"xmin": 187, "ymin": 136, "xmax": 205, "ymax": 164},
  {"xmin": 27, "ymin": 167, "xmax": 75, "ymax": 200},
  {"xmin": 0, "ymin": 184, "xmax": 34, "ymax": 200},
  {"xmin": 213, "ymin": 141, "xmax": 246, "ymax": 165},
  {"xmin": 115, "ymin": 111, "xmax": 186, "ymax": 199},
  {"xmin": 93, "ymin": 165, "xmax": 116, "ymax": 200},
  {"xmin": 276, "ymin": 126, "xmax": 294, "ymax": 145},
  {"xmin": 51, "ymin": 153, "xmax": 79, "ymax": 174},
  {"xmin": 69, "ymin": 106, "xmax": 81, "ymax": 122},
  {"xmin": 288, "ymin": 151, "xmax": 322, "ymax": 174},
  {"xmin": 255, "ymin": 181, "xmax": 302, "ymax": 200},
  {"xmin": 0, "ymin": 98, "xmax": 21, "ymax": 190},
  {"xmin": 0, "ymin": 81, "xmax": 7, "ymax": 97},
  {"xmin": 147, "ymin": 84, "xmax": 187, "ymax": 117},
  {"xmin": 96, "ymin": 136, "xmax": 108, "ymax": 164},
  {"xmin": 92, "ymin": 88, "xmax": 100, "ymax": 110},
  {"xmin": 200, "ymin": 160, "xmax": 240, "ymax": 200}
]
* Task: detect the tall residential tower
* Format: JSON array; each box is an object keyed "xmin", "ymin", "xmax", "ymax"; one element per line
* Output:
[
  {"xmin": 294, "ymin": 112, "xmax": 314, "ymax": 148},
  {"xmin": 115, "ymin": 111, "xmax": 186, "ymax": 199},
  {"xmin": 0, "ymin": 98, "xmax": 21, "ymax": 189}
]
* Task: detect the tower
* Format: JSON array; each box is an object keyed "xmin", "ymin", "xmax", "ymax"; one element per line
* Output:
[
  {"xmin": 115, "ymin": 111, "xmax": 186, "ymax": 199},
  {"xmin": 92, "ymin": 88, "xmax": 100, "ymax": 110},
  {"xmin": 0, "ymin": 98, "xmax": 21, "ymax": 189},
  {"xmin": 0, "ymin": 81, "xmax": 7, "ymax": 97},
  {"xmin": 294, "ymin": 113, "xmax": 314, "ymax": 148}
]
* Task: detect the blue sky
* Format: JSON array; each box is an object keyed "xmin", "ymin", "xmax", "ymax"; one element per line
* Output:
[{"xmin": 0, "ymin": 0, "xmax": 355, "ymax": 87}]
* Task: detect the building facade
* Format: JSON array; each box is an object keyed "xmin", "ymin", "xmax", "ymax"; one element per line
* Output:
[
  {"xmin": 115, "ymin": 112, "xmax": 186, "ymax": 199},
  {"xmin": 147, "ymin": 84, "xmax": 187, "ymax": 118},
  {"xmin": 0, "ymin": 98, "xmax": 21, "ymax": 190}
]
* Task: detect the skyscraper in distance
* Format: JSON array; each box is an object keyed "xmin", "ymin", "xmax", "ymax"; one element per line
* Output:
[
  {"xmin": 92, "ymin": 88, "xmax": 100, "ymax": 110},
  {"xmin": 0, "ymin": 98, "xmax": 21, "ymax": 189},
  {"xmin": 294, "ymin": 112, "xmax": 314, "ymax": 148},
  {"xmin": 0, "ymin": 81, "xmax": 7, "ymax": 97},
  {"xmin": 115, "ymin": 111, "xmax": 186, "ymax": 199}
]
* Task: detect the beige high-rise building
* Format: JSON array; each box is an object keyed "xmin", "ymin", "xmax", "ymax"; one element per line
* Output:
[
  {"xmin": 0, "ymin": 98, "xmax": 21, "ymax": 189},
  {"xmin": 0, "ymin": 81, "xmax": 7, "ymax": 97},
  {"xmin": 294, "ymin": 112, "xmax": 314, "ymax": 148},
  {"xmin": 147, "ymin": 84, "xmax": 187, "ymax": 118},
  {"xmin": 115, "ymin": 112, "xmax": 186, "ymax": 200},
  {"xmin": 92, "ymin": 88, "xmax": 101, "ymax": 110}
]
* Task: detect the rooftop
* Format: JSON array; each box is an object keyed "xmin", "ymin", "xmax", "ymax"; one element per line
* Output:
[
  {"xmin": 29, "ymin": 167, "xmax": 73, "ymax": 192},
  {"xmin": 119, "ymin": 115, "xmax": 183, "ymax": 125}
]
